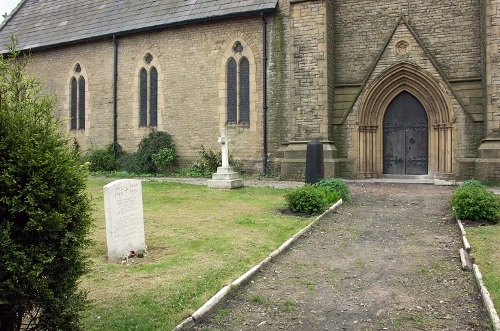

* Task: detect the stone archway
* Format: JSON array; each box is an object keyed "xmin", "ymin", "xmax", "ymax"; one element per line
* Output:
[{"xmin": 358, "ymin": 63, "xmax": 453, "ymax": 178}]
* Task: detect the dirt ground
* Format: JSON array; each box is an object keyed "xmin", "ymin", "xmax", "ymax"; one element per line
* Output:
[{"xmin": 192, "ymin": 182, "xmax": 492, "ymax": 331}]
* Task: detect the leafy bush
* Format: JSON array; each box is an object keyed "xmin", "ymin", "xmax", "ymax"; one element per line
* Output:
[
  {"xmin": 323, "ymin": 189, "xmax": 341, "ymax": 206},
  {"xmin": 115, "ymin": 131, "xmax": 177, "ymax": 175},
  {"xmin": 285, "ymin": 185, "xmax": 339, "ymax": 215},
  {"xmin": 84, "ymin": 148, "xmax": 116, "ymax": 172},
  {"xmin": 116, "ymin": 153, "xmax": 141, "ymax": 174},
  {"xmin": 174, "ymin": 161, "xmax": 212, "ymax": 178},
  {"xmin": 174, "ymin": 145, "xmax": 239, "ymax": 178},
  {"xmin": 152, "ymin": 147, "xmax": 177, "ymax": 172},
  {"xmin": 0, "ymin": 40, "xmax": 92, "ymax": 330},
  {"xmin": 135, "ymin": 130, "xmax": 176, "ymax": 174},
  {"xmin": 314, "ymin": 178, "xmax": 351, "ymax": 203},
  {"xmin": 197, "ymin": 145, "xmax": 239, "ymax": 173},
  {"xmin": 451, "ymin": 180, "xmax": 500, "ymax": 223},
  {"xmin": 460, "ymin": 178, "xmax": 487, "ymax": 190},
  {"xmin": 107, "ymin": 141, "xmax": 124, "ymax": 160}
]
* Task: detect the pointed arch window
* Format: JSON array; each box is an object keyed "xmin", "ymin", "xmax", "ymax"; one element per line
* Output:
[
  {"xmin": 226, "ymin": 42, "xmax": 250, "ymax": 125},
  {"xmin": 70, "ymin": 63, "xmax": 86, "ymax": 130},
  {"xmin": 139, "ymin": 68, "xmax": 148, "ymax": 127},
  {"xmin": 150, "ymin": 67, "xmax": 158, "ymax": 127},
  {"xmin": 138, "ymin": 53, "xmax": 158, "ymax": 128},
  {"xmin": 227, "ymin": 58, "xmax": 237, "ymax": 123},
  {"xmin": 239, "ymin": 57, "xmax": 250, "ymax": 124}
]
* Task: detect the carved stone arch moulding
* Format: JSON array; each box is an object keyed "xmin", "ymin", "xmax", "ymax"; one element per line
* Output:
[{"xmin": 358, "ymin": 63, "xmax": 453, "ymax": 178}]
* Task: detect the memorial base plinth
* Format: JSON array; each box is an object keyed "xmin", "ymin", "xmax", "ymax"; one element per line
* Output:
[{"xmin": 207, "ymin": 167, "xmax": 244, "ymax": 189}]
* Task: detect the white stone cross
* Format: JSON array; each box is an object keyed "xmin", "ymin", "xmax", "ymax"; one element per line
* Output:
[{"xmin": 218, "ymin": 128, "xmax": 230, "ymax": 168}]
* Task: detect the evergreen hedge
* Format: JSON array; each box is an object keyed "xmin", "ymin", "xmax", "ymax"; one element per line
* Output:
[{"xmin": 0, "ymin": 40, "xmax": 92, "ymax": 330}]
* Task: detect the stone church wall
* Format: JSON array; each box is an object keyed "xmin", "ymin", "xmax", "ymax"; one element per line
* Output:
[
  {"xmin": 332, "ymin": 0, "xmax": 481, "ymax": 84},
  {"xmin": 23, "ymin": 0, "xmax": 490, "ymax": 179},
  {"xmin": 27, "ymin": 16, "xmax": 268, "ymax": 172},
  {"xmin": 330, "ymin": 0, "xmax": 484, "ymax": 178}
]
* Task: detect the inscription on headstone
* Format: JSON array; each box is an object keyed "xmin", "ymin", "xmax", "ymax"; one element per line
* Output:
[{"xmin": 104, "ymin": 179, "xmax": 145, "ymax": 261}]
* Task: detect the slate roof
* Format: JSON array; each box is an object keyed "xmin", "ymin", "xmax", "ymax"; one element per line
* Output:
[{"xmin": 0, "ymin": 0, "xmax": 277, "ymax": 52}]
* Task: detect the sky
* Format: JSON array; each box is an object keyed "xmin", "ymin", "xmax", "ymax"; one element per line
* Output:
[{"xmin": 0, "ymin": 0, "xmax": 21, "ymax": 19}]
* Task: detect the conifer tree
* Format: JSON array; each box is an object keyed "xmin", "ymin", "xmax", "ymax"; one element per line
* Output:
[{"xmin": 0, "ymin": 38, "xmax": 92, "ymax": 331}]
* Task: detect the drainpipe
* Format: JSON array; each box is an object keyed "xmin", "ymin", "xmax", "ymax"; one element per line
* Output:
[
  {"xmin": 112, "ymin": 35, "xmax": 119, "ymax": 154},
  {"xmin": 262, "ymin": 12, "xmax": 268, "ymax": 175}
]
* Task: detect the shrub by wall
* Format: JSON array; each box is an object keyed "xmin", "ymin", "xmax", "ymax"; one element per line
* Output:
[
  {"xmin": 135, "ymin": 130, "xmax": 176, "ymax": 174},
  {"xmin": 84, "ymin": 148, "xmax": 116, "ymax": 172},
  {"xmin": 451, "ymin": 179, "xmax": 500, "ymax": 224}
]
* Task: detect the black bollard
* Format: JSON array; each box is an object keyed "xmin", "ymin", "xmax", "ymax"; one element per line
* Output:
[{"xmin": 305, "ymin": 139, "xmax": 324, "ymax": 184}]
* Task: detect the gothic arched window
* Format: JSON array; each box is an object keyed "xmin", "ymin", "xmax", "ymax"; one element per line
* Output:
[
  {"xmin": 226, "ymin": 55, "xmax": 250, "ymax": 124},
  {"xmin": 138, "ymin": 54, "xmax": 158, "ymax": 128},
  {"xmin": 70, "ymin": 63, "xmax": 86, "ymax": 130}
]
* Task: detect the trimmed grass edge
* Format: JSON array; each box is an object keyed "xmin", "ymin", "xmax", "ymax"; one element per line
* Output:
[{"xmin": 457, "ymin": 218, "xmax": 500, "ymax": 331}]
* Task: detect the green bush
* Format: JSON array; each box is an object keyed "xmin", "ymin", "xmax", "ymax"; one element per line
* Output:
[
  {"xmin": 0, "ymin": 40, "xmax": 92, "ymax": 330},
  {"xmin": 152, "ymin": 147, "xmax": 177, "ymax": 173},
  {"xmin": 451, "ymin": 180, "xmax": 500, "ymax": 223},
  {"xmin": 84, "ymin": 148, "xmax": 116, "ymax": 172},
  {"xmin": 116, "ymin": 153, "xmax": 141, "ymax": 174},
  {"xmin": 323, "ymin": 189, "xmax": 341, "ymax": 206},
  {"xmin": 135, "ymin": 130, "xmax": 176, "ymax": 174},
  {"xmin": 174, "ymin": 145, "xmax": 239, "ymax": 178},
  {"xmin": 460, "ymin": 178, "xmax": 487, "ymax": 190},
  {"xmin": 313, "ymin": 178, "xmax": 351, "ymax": 203},
  {"xmin": 115, "ymin": 131, "xmax": 177, "ymax": 175},
  {"xmin": 285, "ymin": 185, "xmax": 338, "ymax": 215},
  {"xmin": 197, "ymin": 145, "xmax": 239, "ymax": 173},
  {"xmin": 107, "ymin": 141, "xmax": 124, "ymax": 160}
]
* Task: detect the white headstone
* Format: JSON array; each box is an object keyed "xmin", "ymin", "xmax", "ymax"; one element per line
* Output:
[{"xmin": 104, "ymin": 179, "xmax": 145, "ymax": 261}]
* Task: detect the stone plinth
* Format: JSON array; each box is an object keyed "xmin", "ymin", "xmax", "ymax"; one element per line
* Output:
[
  {"xmin": 476, "ymin": 138, "xmax": 500, "ymax": 181},
  {"xmin": 208, "ymin": 166, "xmax": 244, "ymax": 189}
]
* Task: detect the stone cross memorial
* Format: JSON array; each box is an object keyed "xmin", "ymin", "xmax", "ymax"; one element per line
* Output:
[
  {"xmin": 208, "ymin": 128, "xmax": 244, "ymax": 189},
  {"xmin": 104, "ymin": 179, "xmax": 146, "ymax": 261},
  {"xmin": 219, "ymin": 129, "xmax": 230, "ymax": 168}
]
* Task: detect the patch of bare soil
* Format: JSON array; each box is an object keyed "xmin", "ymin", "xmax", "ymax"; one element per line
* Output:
[{"xmin": 193, "ymin": 183, "xmax": 492, "ymax": 331}]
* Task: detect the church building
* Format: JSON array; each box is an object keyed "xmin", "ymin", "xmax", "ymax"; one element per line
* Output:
[{"xmin": 1, "ymin": 0, "xmax": 499, "ymax": 181}]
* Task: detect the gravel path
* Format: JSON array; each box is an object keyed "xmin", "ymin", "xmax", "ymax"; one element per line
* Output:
[{"xmin": 192, "ymin": 182, "xmax": 492, "ymax": 331}]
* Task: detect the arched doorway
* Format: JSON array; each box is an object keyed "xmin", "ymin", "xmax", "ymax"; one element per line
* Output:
[
  {"xmin": 383, "ymin": 92, "xmax": 428, "ymax": 175},
  {"xmin": 357, "ymin": 64, "xmax": 453, "ymax": 178}
]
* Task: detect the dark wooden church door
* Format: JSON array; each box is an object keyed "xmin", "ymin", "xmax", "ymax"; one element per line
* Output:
[{"xmin": 383, "ymin": 92, "xmax": 428, "ymax": 175}]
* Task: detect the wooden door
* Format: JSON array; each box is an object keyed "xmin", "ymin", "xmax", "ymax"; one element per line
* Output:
[{"xmin": 383, "ymin": 92, "xmax": 428, "ymax": 175}]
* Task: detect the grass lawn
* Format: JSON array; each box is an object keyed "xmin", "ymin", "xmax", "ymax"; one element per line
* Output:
[
  {"xmin": 466, "ymin": 223, "xmax": 500, "ymax": 312},
  {"xmin": 80, "ymin": 178, "xmax": 313, "ymax": 330}
]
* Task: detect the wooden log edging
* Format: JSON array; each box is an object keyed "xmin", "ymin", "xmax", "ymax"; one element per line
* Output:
[
  {"xmin": 457, "ymin": 219, "xmax": 500, "ymax": 331},
  {"xmin": 172, "ymin": 199, "xmax": 343, "ymax": 331}
]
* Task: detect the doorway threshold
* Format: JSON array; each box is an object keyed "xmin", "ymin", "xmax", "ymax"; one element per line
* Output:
[{"xmin": 347, "ymin": 175, "xmax": 457, "ymax": 186}]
